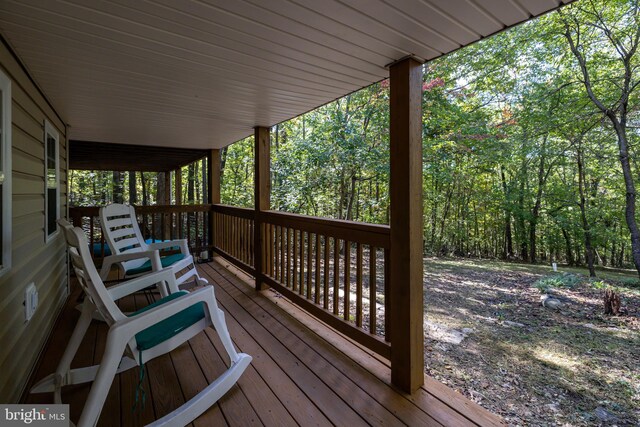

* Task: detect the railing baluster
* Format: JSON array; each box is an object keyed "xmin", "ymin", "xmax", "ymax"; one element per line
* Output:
[
  {"xmin": 315, "ymin": 233, "xmax": 321, "ymax": 304},
  {"xmin": 370, "ymin": 246, "xmax": 377, "ymax": 335},
  {"xmin": 273, "ymin": 225, "xmax": 277, "ymax": 280},
  {"xmin": 356, "ymin": 243, "xmax": 363, "ymax": 328},
  {"xmin": 299, "ymin": 231, "xmax": 305, "ymax": 296},
  {"xmin": 236, "ymin": 216, "xmax": 240, "ymax": 260},
  {"xmin": 242, "ymin": 218, "xmax": 247, "ymax": 263},
  {"xmin": 285, "ymin": 227, "xmax": 290, "ymax": 287},
  {"xmin": 323, "ymin": 236, "xmax": 330, "ymax": 310},
  {"xmin": 306, "ymin": 232, "xmax": 313, "ymax": 300},
  {"xmin": 268, "ymin": 224, "xmax": 274, "ymax": 278},
  {"xmin": 245, "ymin": 218, "xmax": 249, "ymax": 264},
  {"xmin": 344, "ymin": 240, "xmax": 351, "ymax": 322},
  {"xmin": 226, "ymin": 214, "xmax": 230, "ymax": 254},
  {"xmin": 292, "ymin": 229, "xmax": 298, "ymax": 292},
  {"xmin": 384, "ymin": 248, "xmax": 391, "ymax": 342},
  {"xmin": 333, "ymin": 238, "xmax": 340, "ymax": 316},
  {"xmin": 281, "ymin": 226, "xmax": 286, "ymax": 284},
  {"xmin": 261, "ymin": 222, "xmax": 266, "ymax": 275},
  {"xmin": 250, "ymin": 218, "xmax": 254, "ymax": 267}
]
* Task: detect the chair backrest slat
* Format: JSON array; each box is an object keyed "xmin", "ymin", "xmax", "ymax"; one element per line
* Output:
[
  {"xmin": 59, "ymin": 219, "xmax": 125, "ymax": 326},
  {"xmin": 104, "ymin": 216, "xmax": 136, "ymax": 228},
  {"xmin": 107, "ymin": 226, "xmax": 138, "ymax": 242},
  {"xmin": 100, "ymin": 205, "xmax": 151, "ymax": 270}
]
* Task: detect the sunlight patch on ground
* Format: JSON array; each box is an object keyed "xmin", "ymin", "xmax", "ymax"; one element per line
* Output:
[{"xmin": 533, "ymin": 346, "xmax": 582, "ymax": 370}]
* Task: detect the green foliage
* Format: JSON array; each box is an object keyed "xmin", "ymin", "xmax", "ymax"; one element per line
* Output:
[
  {"xmin": 534, "ymin": 273, "xmax": 582, "ymax": 293},
  {"xmin": 590, "ymin": 279, "xmax": 610, "ymax": 290},
  {"xmin": 70, "ymin": 0, "xmax": 640, "ymax": 276},
  {"xmin": 221, "ymin": 137, "xmax": 254, "ymax": 208},
  {"xmin": 617, "ymin": 277, "xmax": 640, "ymax": 289}
]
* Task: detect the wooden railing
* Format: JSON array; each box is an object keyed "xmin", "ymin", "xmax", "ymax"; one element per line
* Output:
[
  {"xmin": 259, "ymin": 210, "xmax": 391, "ymax": 357},
  {"xmin": 69, "ymin": 203, "xmax": 391, "ymax": 358},
  {"xmin": 211, "ymin": 205, "xmax": 256, "ymax": 274},
  {"xmin": 69, "ymin": 205, "xmax": 212, "ymax": 261}
]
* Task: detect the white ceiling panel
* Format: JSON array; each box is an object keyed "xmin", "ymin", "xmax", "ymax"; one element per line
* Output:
[{"xmin": 0, "ymin": 0, "xmax": 570, "ymax": 149}]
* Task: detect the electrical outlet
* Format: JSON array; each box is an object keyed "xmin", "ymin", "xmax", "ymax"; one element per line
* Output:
[{"xmin": 24, "ymin": 282, "xmax": 38, "ymax": 322}]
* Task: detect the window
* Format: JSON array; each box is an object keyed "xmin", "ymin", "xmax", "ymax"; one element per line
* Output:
[
  {"xmin": 44, "ymin": 120, "xmax": 59, "ymax": 240},
  {"xmin": 0, "ymin": 69, "xmax": 11, "ymax": 273}
]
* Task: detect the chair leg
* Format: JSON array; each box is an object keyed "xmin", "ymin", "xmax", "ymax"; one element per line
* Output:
[
  {"xmin": 205, "ymin": 292, "xmax": 241, "ymax": 364},
  {"xmin": 52, "ymin": 299, "xmax": 94, "ymax": 403},
  {"xmin": 76, "ymin": 332, "xmax": 127, "ymax": 427}
]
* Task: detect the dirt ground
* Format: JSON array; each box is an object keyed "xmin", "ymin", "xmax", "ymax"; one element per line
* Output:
[{"xmin": 422, "ymin": 258, "xmax": 640, "ymax": 426}]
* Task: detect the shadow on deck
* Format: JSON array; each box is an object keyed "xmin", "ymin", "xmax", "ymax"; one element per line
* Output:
[{"xmin": 23, "ymin": 257, "xmax": 504, "ymax": 426}]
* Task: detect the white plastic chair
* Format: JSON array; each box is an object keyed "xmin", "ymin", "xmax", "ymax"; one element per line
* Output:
[
  {"xmin": 99, "ymin": 203, "xmax": 205, "ymax": 289},
  {"xmin": 31, "ymin": 219, "xmax": 251, "ymax": 427}
]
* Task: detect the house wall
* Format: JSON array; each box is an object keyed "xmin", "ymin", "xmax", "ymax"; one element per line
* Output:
[{"xmin": 0, "ymin": 39, "xmax": 68, "ymax": 402}]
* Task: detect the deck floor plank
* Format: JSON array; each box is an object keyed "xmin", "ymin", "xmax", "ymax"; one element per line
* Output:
[
  {"xmin": 203, "ymin": 308, "xmax": 331, "ymax": 427},
  {"xmin": 22, "ymin": 259, "xmax": 504, "ymax": 427},
  {"xmin": 208, "ymin": 261, "xmax": 449, "ymax": 426},
  {"xmin": 203, "ymin": 263, "xmax": 411, "ymax": 427},
  {"xmin": 167, "ymin": 340, "xmax": 228, "ymax": 427},
  {"xmin": 200, "ymin": 266, "xmax": 370, "ymax": 427},
  {"xmin": 193, "ymin": 331, "xmax": 296, "ymax": 427},
  {"xmin": 187, "ymin": 332, "xmax": 262, "ymax": 426}
]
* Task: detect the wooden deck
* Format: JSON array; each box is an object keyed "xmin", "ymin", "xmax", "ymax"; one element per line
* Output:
[{"xmin": 24, "ymin": 257, "xmax": 504, "ymax": 426}]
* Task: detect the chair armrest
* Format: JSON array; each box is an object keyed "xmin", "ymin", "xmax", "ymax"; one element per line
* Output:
[
  {"xmin": 148, "ymin": 239, "xmax": 189, "ymax": 255},
  {"xmin": 107, "ymin": 268, "xmax": 178, "ymax": 301},
  {"xmin": 110, "ymin": 286, "xmax": 216, "ymax": 339},
  {"xmin": 99, "ymin": 250, "xmax": 162, "ymax": 280}
]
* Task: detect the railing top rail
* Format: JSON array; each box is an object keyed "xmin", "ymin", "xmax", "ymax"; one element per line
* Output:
[
  {"xmin": 70, "ymin": 204, "xmax": 214, "ymax": 215},
  {"xmin": 212, "ymin": 204, "xmax": 255, "ymax": 219},
  {"xmin": 261, "ymin": 210, "xmax": 390, "ymax": 249}
]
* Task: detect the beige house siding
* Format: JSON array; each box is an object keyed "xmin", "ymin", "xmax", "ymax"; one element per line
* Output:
[{"xmin": 0, "ymin": 40, "xmax": 68, "ymax": 402}]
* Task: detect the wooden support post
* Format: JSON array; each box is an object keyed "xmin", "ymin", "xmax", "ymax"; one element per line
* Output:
[
  {"xmin": 207, "ymin": 150, "xmax": 221, "ymax": 249},
  {"xmin": 163, "ymin": 171, "xmax": 171, "ymax": 240},
  {"xmin": 175, "ymin": 168, "xmax": 182, "ymax": 239},
  {"xmin": 164, "ymin": 172, "xmax": 172, "ymax": 205},
  {"xmin": 389, "ymin": 56, "xmax": 424, "ymax": 393},
  {"xmin": 174, "ymin": 168, "xmax": 182, "ymax": 205},
  {"xmin": 254, "ymin": 127, "xmax": 270, "ymax": 291}
]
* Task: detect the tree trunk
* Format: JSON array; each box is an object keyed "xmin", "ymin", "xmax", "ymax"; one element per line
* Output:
[
  {"xmin": 188, "ymin": 164, "xmax": 195, "ymax": 204},
  {"xmin": 112, "ymin": 171, "xmax": 124, "ymax": 203},
  {"xmin": 345, "ymin": 174, "xmax": 357, "ymax": 221},
  {"xmin": 562, "ymin": 16, "xmax": 640, "ymax": 278},
  {"xmin": 576, "ymin": 140, "xmax": 596, "ymax": 277},
  {"xmin": 157, "ymin": 172, "xmax": 166, "ymax": 205},
  {"xmin": 202, "ymin": 157, "xmax": 208, "ymax": 204},
  {"xmin": 141, "ymin": 172, "xmax": 148, "ymax": 206},
  {"xmin": 613, "ymin": 122, "xmax": 640, "ymax": 278},
  {"xmin": 603, "ymin": 289, "xmax": 621, "ymax": 316},
  {"xmin": 529, "ymin": 136, "xmax": 550, "ymax": 263},
  {"xmin": 500, "ymin": 167, "xmax": 513, "ymax": 259},
  {"xmin": 129, "ymin": 171, "xmax": 137, "ymax": 204},
  {"xmin": 561, "ymin": 228, "xmax": 575, "ymax": 266}
]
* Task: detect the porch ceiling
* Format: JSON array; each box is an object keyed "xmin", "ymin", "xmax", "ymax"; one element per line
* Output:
[
  {"xmin": 0, "ymin": 0, "xmax": 571, "ymax": 150},
  {"xmin": 69, "ymin": 140, "xmax": 209, "ymax": 172}
]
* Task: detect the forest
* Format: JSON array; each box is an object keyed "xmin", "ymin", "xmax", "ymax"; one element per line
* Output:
[{"xmin": 70, "ymin": 0, "xmax": 640, "ymax": 277}]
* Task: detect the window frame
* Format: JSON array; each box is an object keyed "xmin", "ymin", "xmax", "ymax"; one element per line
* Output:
[
  {"xmin": 44, "ymin": 120, "xmax": 59, "ymax": 242},
  {"xmin": 0, "ymin": 69, "xmax": 12, "ymax": 275}
]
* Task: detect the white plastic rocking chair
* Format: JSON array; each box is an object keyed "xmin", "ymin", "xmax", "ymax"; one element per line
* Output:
[
  {"xmin": 30, "ymin": 219, "xmax": 251, "ymax": 427},
  {"xmin": 99, "ymin": 203, "xmax": 205, "ymax": 289}
]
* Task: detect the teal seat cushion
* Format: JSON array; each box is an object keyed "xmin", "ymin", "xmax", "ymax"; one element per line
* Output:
[
  {"xmin": 125, "ymin": 253, "xmax": 186, "ymax": 276},
  {"xmin": 131, "ymin": 291, "xmax": 206, "ymax": 351}
]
